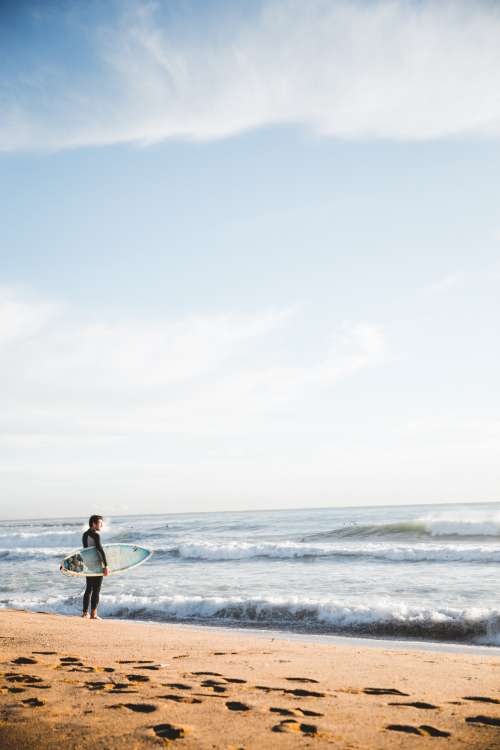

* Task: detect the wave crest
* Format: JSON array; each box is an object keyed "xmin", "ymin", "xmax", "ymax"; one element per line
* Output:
[
  {"xmin": 302, "ymin": 516, "xmax": 500, "ymax": 541},
  {"xmin": 5, "ymin": 594, "xmax": 498, "ymax": 645},
  {"xmin": 151, "ymin": 540, "xmax": 500, "ymax": 564}
]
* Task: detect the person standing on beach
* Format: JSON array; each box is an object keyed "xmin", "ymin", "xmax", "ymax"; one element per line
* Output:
[{"xmin": 82, "ymin": 515, "xmax": 109, "ymax": 620}]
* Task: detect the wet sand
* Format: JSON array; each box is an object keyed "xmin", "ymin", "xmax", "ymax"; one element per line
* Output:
[{"xmin": 0, "ymin": 608, "xmax": 499, "ymax": 749}]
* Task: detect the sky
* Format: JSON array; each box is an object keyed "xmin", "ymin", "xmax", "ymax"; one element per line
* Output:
[{"xmin": 1, "ymin": 0, "xmax": 499, "ymax": 519}]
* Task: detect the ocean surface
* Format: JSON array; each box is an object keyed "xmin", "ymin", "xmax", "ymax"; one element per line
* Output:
[{"xmin": 1, "ymin": 502, "xmax": 499, "ymax": 647}]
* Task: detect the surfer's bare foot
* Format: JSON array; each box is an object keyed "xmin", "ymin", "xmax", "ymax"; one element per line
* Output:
[
  {"xmin": 82, "ymin": 612, "xmax": 89, "ymax": 619},
  {"xmin": 90, "ymin": 611, "xmax": 101, "ymax": 620}
]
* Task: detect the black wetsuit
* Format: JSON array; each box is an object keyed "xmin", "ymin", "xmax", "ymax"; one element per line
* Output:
[{"xmin": 82, "ymin": 529, "xmax": 108, "ymax": 612}]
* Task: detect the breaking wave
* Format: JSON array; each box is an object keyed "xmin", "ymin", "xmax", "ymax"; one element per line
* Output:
[
  {"xmin": 153, "ymin": 540, "xmax": 500, "ymax": 564},
  {"xmin": 302, "ymin": 515, "xmax": 500, "ymax": 542},
  {"xmin": 0, "ymin": 530, "xmax": 83, "ymax": 548},
  {"xmin": 4, "ymin": 593, "xmax": 499, "ymax": 646},
  {"xmin": 0, "ymin": 548, "xmax": 67, "ymax": 561}
]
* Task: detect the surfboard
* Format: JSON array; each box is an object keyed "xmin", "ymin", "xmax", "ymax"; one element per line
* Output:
[{"xmin": 60, "ymin": 543, "xmax": 153, "ymax": 577}]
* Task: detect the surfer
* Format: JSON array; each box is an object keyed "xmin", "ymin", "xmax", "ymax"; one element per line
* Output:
[{"xmin": 82, "ymin": 515, "xmax": 109, "ymax": 620}]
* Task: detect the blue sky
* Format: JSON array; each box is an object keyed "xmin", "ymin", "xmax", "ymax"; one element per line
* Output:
[{"xmin": 1, "ymin": 0, "xmax": 499, "ymax": 518}]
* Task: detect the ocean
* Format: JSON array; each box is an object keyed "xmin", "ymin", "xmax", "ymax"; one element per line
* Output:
[{"xmin": 1, "ymin": 501, "xmax": 499, "ymax": 647}]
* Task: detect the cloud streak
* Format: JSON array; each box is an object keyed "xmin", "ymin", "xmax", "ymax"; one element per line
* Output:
[
  {"xmin": 2, "ymin": 0, "xmax": 500, "ymax": 151},
  {"xmin": 0, "ymin": 287, "xmax": 386, "ymax": 440}
]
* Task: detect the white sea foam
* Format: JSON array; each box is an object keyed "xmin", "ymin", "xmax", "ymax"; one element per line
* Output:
[
  {"xmin": 303, "ymin": 514, "xmax": 500, "ymax": 541},
  {"xmin": 4, "ymin": 593, "xmax": 498, "ymax": 645},
  {"xmin": 0, "ymin": 547, "xmax": 67, "ymax": 561},
  {"xmin": 93, "ymin": 594, "xmax": 500, "ymax": 644},
  {"xmin": 0, "ymin": 530, "xmax": 82, "ymax": 548},
  {"xmin": 420, "ymin": 512, "xmax": 500, "ymax": 538},
  {"xmin": 158, "ymin": 540, "xmax": 500, "ymax": 563}
]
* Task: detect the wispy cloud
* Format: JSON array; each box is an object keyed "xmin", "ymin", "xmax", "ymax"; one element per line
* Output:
[
  {"xmin": 421, "ymin": 271, "xmax": 467, "ymax": 297},
  {"xmin": 0, "ymin": 287, "xmax": 386, "ymax": 440},
  {"xmin": 2, "ymin": 0, "xmax": 500, "ymax": 151},
  {"xmin": 0, "ymin": 285, "xmax": 60, "ymax": 344}
]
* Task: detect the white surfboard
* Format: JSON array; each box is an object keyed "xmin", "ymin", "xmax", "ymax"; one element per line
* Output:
[{"xmin": 60, "ymin": 543, "xmax": 152, "ymax": 577}]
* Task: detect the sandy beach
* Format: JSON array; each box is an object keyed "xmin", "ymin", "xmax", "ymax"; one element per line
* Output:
[{"xmin": 0, "ymin": 609, "xmax": 499, "ymax": 749}]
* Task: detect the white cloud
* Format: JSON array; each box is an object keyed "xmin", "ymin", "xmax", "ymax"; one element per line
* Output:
[
  {"xmin": 0, "ymin": 285, "xmax": 59, "ymax": 345},
  {"xmin": 0, "ymin": 288, "xmax": 386, "ymax": 440},
  {"xmin": 422, "ymin": 271, "xmax": 467, "ymax": 296},
  {"xmin": 2, "ymin": 0, "xmax": 500, "ymax": 151}
]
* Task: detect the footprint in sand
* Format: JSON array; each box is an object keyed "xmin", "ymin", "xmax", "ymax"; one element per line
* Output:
[
  {"xmin": 68, "ymin": 666, "xmax": 96, "ymax": 673},
  {"xmin": 158, "ymin": 694, "xmax": 202, "ymax": 704},
  {"xmin": 284, "ymin": 688, "xmax": 325, "ymax": 698},
  {"xmin": 285, "ymin": 677, "xmax": 319, "ymax": 684},
  {"xmin": 192, "ymin": 692, "xmax": 227, "ymax": 699},
  {"xmin": 117, "ymin": 660, "xmax": 155, "ymax": 664},
  {"xmin": 123, "ymin": 703, "xmax": 157, "ymax": 713},
  {"xmin": 5, "ymin": 674, "xmax": 44, "ymax": 684},
  {"xmin": 164, "ymin": 683, "xmax": 193, "ymax": 691},
  {"xmin": 12, "ymin": 657, "xmax": 37, "ymax": 665},
  {"xmin": 270, "ymin": 706, "xmax": 324, "ymax": 718},
  {"xmin": 127, "ymin": 674, "xmax": 150, "ymax": 683},
  {"xmin": 109, "ymin": 703, "xmax": 158, "ymax": 713},
  {"xmin": 226, "ymin": 702, "xmax": 251, "ymax": 712},
  {"xmin": 272, "ymin": 719, "xmax": 318, "ymax": 736},
  {"xmin": 200, "ymin": 679, "xmax": 226, "ymax": 685},
  {"xmin": 153, "ymin": 723, "xmax": 188, "ymax": 740},
  {"xmin": 387, "ymin": 724, "xmax": 451, "ymax": 737},
  {"xmin": 7, "ymin": 687, "xmax": 26, "ymax": 694},
  {"xmin": 84, "ymin": 681, "xmax": 109, "ymax": 691},
  {"xmin": 82, "ymin": 680, "xmax": 134, "ymax": 694},
  {"xmin": 32, "ymin": 651, "xmax": 57, "ymax": 655},
  {"xmin": 59, "ymin": 657, "xmax": 82, "ymax": 663},
  {"xmin": 191, "ymin": 671, "xmax": 223, "ymax": 677},
  {"xmin": 270, "ymin": 707, "xmax": 296, "ymax": 716},
  {"xmin": 465, "ymin": 716, "xmax": 500, "ymax": 727},
  {"xmin": 463, "ymin": 696, "xmax": 500, "ymax": 705},
  {"xmin": 224, "ymin": 678, "xmax": 247, "ymax": 684},
  {"xmin": 255, "ymin": 685, "xmax": 283, "ymax": 693},
  {"xmin": 200, "ymin": 680, "xmax": 227, "ymax": 693},
  {"xmin": 419, "ymin": 726, "xmax": 452, "ymax": 737},
  {"xmin": 296, "ymin": 708, "xmax": 324, "ymax": 717},
  {"xmin": 387, "ymin": 725, "xmax": 423, "ymax": 736},
  {"xmin": 364, "ymin": 688, "xmax": 410, "ymax": 696},
  {"xmin": 389, "ymin": 701, "xmax": 439, "ymax": 710},
  {"xmin": 21, "ymin": 698, "xmax": 45, "ymax": 708},
  {"xmin": 110, "ymin": 685, "xmax": 139, "ymax": 694}
]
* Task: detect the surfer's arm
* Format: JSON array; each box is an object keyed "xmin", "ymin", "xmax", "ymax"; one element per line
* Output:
[{"xmin": 91, "ymin": 530, "xmax": 108, "ymax": 569}]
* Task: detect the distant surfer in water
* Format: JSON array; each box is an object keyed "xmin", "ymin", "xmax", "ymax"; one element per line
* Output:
[{"xmin": 82, "ymin": 515, "xmax": 109, "ymax": 620}]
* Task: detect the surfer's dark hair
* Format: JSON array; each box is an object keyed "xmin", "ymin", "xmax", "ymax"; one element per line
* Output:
[{"xmin": 88, "ymin": 515, "xmax": 103, "ymax": 527}]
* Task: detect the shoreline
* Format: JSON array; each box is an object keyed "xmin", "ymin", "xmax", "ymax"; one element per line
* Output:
[
  {"xmin": 172, "ymin": 620, "xmax": 500, "ymax": 656},
  {"xmin": 4, "ymin": 605, "xmax": 500, "ymax": 657},
  {"xmin": 1, "ymin": 607, "xmax": 499, "ymax": 748}
]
